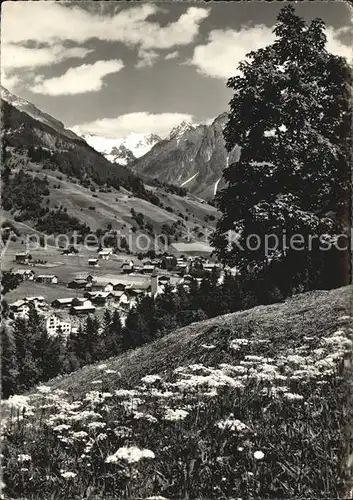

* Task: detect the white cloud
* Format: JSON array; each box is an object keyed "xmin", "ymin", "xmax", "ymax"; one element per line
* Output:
[
  {"xmin": 2, "ymin": 3, "xmax": 209, "ymax": 50},
  {"xmin": 190, "ymin": 24, "xmax": 353, "ymax": 79},
  {"xmin": 189, "ymin": 26, "xmax": 276, "ymax": 79},
  {"xmin": 1, "ymin": 70, "xmax": 21, "ymax": 92},
  {"xmin": 72, "ymin": 112, "xmax": 195, "ymax": 139},
  {"xmin": 31, "ymin": 60, "xmax": 124, "ymax": 95},
  {"xmin": 135, "ymin": 48, "xmax": 159, "ymax": 69},
  {"xmin": 165, "ymin": 51, "xmax": 179, "ymax": 60},
  {"xmin": 2, "ymin": 43, "xmax": 93, "ymax": 70},
  {"xmin": 326, "ymin": 27, "xmax": 353, "ymax": 62}
]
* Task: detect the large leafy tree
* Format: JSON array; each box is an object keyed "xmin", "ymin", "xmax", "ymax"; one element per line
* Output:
[{"xmin": 212, "ymin": 6, "xmax": 351, "ymax": 290}]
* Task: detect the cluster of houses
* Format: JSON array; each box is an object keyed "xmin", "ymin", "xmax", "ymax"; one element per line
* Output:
[
  {"xmin": 8, "ymin": 270, "xmax": 171, "ymax": 337},
  {"xmin": 13, "ymin": 269, "xmax": 59, "ymax": 284},
  {"xmin": 9, "ymin": 250, "xmax": 228, "ymax": 339},
  {"xmin": 8, "ymin": 296, "xmax": 72, "ymax": 337}
]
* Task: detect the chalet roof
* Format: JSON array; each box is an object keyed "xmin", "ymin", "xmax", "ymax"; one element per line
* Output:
[
  {"xmin": 126, "ymin": 282, "xmax": 151, "ymax": 291},
  {"xmin": 92, "ymin": 277, "xmax": 130, "ymax": 287},
  {"xmin": 37, "ymin": 274, "xmax": 57, "ymax": 279},
  {"xmin": 52, "ymin": 298, "xmax": 74, "ymax": 305},
  {"xmin": 73, "ymin": 305, "xmax": 96, "ymax": 311},
  {"xmin": 10, "ymin": 300, "xmax": 26, "ymax": 308},
  {"xmin": 14, "ymin": 269, "xmax": 34, "ymax": 274},
  {"xmin": 87, "ymin": 291, "xmax": 113, "ymax": 299}
]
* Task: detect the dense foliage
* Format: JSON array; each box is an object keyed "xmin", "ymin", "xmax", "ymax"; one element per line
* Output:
[
  {"xmin": 212, "ymin": 5, "xmax": 351, "ymax": 292},
  {"xmin": 1, "ymin": 169, "xmax": 50, "ymax": 221},
  {"xmin": 147, "ymin": 178, "xmax": 188, "ymax": 197}
]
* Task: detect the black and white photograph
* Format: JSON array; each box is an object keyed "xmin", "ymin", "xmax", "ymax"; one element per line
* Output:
[{"xmin": 0, "ymin": 1, "xmax": 352, "ymax": 498}]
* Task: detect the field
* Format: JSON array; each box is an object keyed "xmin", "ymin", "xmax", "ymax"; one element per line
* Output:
[{"xmin": 2, "ymin": 285, "xmax": 352, "ymax": 499}]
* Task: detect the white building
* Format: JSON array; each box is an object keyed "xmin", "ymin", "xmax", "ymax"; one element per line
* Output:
[
  {"xmin": 46, "ymin": 314, "xmax": 72, "ymax": 337},
  {"xmin": 98, "ymin": 250, "xmax": 112, "ymax": 260}
]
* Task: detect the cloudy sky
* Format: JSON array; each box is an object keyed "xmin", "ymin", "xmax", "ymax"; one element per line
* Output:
[{"xmin": 2, "ymin": 1, "xmax": 352, "ymax": 138}]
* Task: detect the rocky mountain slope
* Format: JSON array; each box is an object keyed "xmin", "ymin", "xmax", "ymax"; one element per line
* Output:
[
  {"xmin": 1, "ymin": 86, "xmax": 79, "ymax": 141},
  {"xmin": 131, "ymin": 113, "xmax": 241, "ymax": 200},
  {"xmin": 1, "ymin": 88, "xmax": 219, "ymax": 244}
]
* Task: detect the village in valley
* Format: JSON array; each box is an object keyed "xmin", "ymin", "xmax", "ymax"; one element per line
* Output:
[{"xmin": 4, "ymin": 244, "xmax": 226, "ymax": 337}]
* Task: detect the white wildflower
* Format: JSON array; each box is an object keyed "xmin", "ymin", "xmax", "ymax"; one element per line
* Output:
[
  {"xmin": 164, "ymin": 408, "xmax": 189, "ymax": 421},
  {"xmin": 120, "ymin": 398, "xmax": 143, "ymax": 413},
  {"xmin": 67, "ymin": 410, "xmax": 102, "ymax": 422},
  {"xmin": 245, "ymin": 355, "xmax": 264, "ymax": 362},
  {"xmin": 115, "ymin": 389, "xmax": 139, "ymax": 397},
  {"xmin": 141, "ymin": 374, "xmax": 162, "ymax": 384},
  {"xmin": 85, "ymin": 391, "xmax": 112, "ymax": 404},
  {"xmin": 150, "ymin": 389, "xmax": 175, "ymax": 398},
  {"xmin": 53, "ymin": 424, "xmax": 71, "ymax": 432},
  {"xmin": 60, "ymin": 471, "xmax": 77, "ymax": 479},
  {"xmin": 229, "ymin": 338, "xmax": 249, "ymax": 351},
  {"xmin": 17, "ymin": 454, "xmax": 31, "ymax": 463},
  {"xmin": 37, "ymin": 385, "xmax": 51, "ymax": 394},
  {"xmin": 133, "ymin": 412, "xmax": 158, "ymax": 423},
  {"xmin": 88, "ymin": 422, "xmax": 106, "ymax": 430},
  {"xmin": 105, "ymin": 446, "xmax": 155, "ymax": 464},
  {"xmin": 105, "ymin": 369, "xmax": 117, "ymax": 374},
  {"xmin": 6, "ymin": 395, "xmax": 31, "ymax": 411},
  {"xmin": 97, "ymin": 364, "xmax": 108, "ymax": 370},
  {"xmin": 217, "ymin": 416, "xmax": 248, "ymax": 433},
  {"xmin": 254, "ymin": 450, "xmax": 265, "ymax": 460},
  {"xmin": 72, "ymin": 431, "xmax": 88, "ymax": 439},
  {"xmin": 146, "ymin": 497, "xmax": 169, "ymax": 499},
  {"xmin": 284, "ymin": 393, "xmax": 304, "ymax": 401}
]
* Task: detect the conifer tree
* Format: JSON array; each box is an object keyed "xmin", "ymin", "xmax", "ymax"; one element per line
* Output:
[
  {"xmin": 84, "ymin": 315, "xmax": 100, "ymax": 364},
  {"xmin": 1, "ymin": 325, "xmax": 19, "ymax": 398},
  {"xmin": 39, "ymin": 327, "xmax": 67, "ymax": 381},
  {"xmin": 12, "ymin": 315, "xmax": 40, "ymax": 391},
  {"xmin": 99, "ymin": 309, "xmax": 123, "ymax": 358}
]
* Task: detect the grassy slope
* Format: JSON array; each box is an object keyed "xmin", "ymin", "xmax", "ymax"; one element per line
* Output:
[
  {"xmin": 3, "ymin": 286, "xmax": 353, "ymax": 499},
  {"xmin": 3, "ymin": 162, "xmax": 218, "ymax": 239},
  {"xmin": 49, "ymin": 285, "xmax": 352, "ymax": 395}
]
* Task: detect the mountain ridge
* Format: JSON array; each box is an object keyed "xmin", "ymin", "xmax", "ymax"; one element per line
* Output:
[
  {"xmin": 1, "ymin": 89, "xmax": 219, "ymax": 244},
  {"xmin": 131, "ymin": 112, "xmax": 240, "ymax": 200}
]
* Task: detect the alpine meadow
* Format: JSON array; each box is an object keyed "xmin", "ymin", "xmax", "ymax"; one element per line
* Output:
[{"xmin": 1, "ymin": 3, "xmax": 352, "ymax": 500}]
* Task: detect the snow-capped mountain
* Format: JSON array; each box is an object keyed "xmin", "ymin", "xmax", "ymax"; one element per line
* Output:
[
  {"xmin": 168, "ymin": 121, "xmax": 195, "ymax": 141},
  {"xmin": 132, "ymin": 113, "xmax": 241, "ymax": 200},
  {"xmin": 81, "ymin": 132, "xmax": 161, "ymax": 165},
  {"xmin": 0, "ymin": 86, "xmax": 79, "ymax": 141}
]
